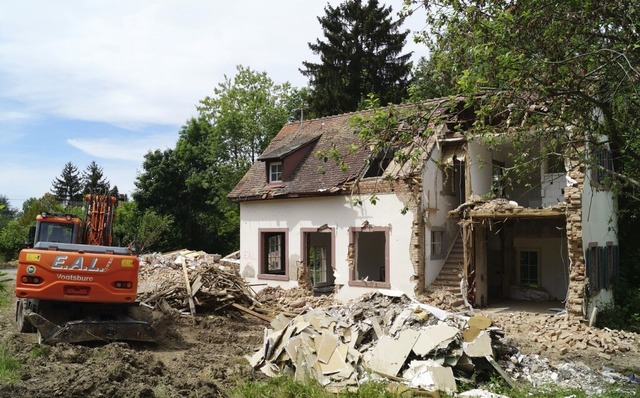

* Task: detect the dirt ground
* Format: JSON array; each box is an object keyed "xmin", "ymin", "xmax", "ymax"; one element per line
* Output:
[
  {"xmin": 0, "ymin": 301, "xmax": 268, "ymax": 398},
  {"xmin": 1, "ymin": 282, "xmax": 639, "ymax": 397}
]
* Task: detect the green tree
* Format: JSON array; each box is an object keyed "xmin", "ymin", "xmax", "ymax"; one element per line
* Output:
[
  {"xmin": 82, "ymin": 161, "xmax": 110, "ymax": 194},
  {"xmin": 51, "ymin": 162, "xmax": 82, "ymax": 205},
  {"xmin": 136, "ymin": 210, "xmax": 174, "ymax": 253},
  {"xmin": 134, "ymin": 118, "xmax": 238, "ymax": 254},
  {"xmin": 404, "ymin": 0, "xmax": 640, "ymax": 188},
  {"xmin": 113, "ymin": 201, "xmax": 174, "ymax": 252},
  {"xmin": 198, "ymin": 65, "xmax": 299, "ymax": 164},
  {"xmin": 407, "ymin": 56, "xmax": 456, "ymax": 101},
  {"xmin": 301, "ymin": 0, "xmax": 413, "ymax": 117},
  {"xmin": 0, "ymin": 195, "xmax": 17, "ymax": 232},
  {"xmin": 18, "ymin": 193, "xmax": 64, "ymax": 227},
  {"xmin": 135, "ymin": 66, "xmax": 295, "ymax": 254}
]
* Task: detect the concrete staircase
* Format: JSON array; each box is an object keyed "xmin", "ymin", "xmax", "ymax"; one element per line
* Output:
[{"xmin": 429, "ymin": 234, "xmax": 467, "ymax": 309}]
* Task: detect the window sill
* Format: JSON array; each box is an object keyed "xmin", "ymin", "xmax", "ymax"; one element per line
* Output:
[
  {"xmin": 348, "ymin": 280, "xmax": 391, "ymax": 289},
  {"xmin": 258, "ymin": 273, "xmax": 289, "ymax": 281}
]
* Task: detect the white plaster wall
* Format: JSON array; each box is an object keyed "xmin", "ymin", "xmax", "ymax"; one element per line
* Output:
[
  {"xmin": 238, "ymin": 194, "xmax": 415, "ymax": 302},
  {"xmin": 467, "ymin": 140, "xmax": 493, "ymax": 197},
  {"xmin": 513, "ymin": 237, "xmax": 570, "ymax": 300},
  {"xmin": 582, "ymin": 162, "xmax": 618, "ymax": 312},
  {"xmin": 581, "ymin": 175, "xmax": 618, "ymax": 246}
]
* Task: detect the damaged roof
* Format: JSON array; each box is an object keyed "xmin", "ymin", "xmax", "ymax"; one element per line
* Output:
[
  {"xmin": 228, "ymin": 96, "xmax": 471, "ymax": 202},
  {"xmin": 228, "ymin": 111, "xmax": 372, "ymax": 201}
]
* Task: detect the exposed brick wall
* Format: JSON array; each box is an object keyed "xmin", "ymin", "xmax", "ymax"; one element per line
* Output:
[
  {"xmin": 564, "ymin": 147, "xmax": 587, "ymax": 318},
  {"xmin": 394, "ymin": 178, "xmax": 424, "ymax": 295}
]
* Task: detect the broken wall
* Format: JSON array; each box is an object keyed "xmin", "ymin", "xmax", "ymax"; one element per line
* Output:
[{"xmin": 422, "ymin": 144, "xmax": 464, "ymax": 286}]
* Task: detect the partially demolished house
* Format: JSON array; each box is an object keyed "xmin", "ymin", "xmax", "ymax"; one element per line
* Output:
[{"xmin": 228, "ymin": 97, "xmax": 618, "ymax": 319}]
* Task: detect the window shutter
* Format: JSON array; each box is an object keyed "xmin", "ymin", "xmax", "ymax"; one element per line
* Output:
[
  {"xmin": 613, "ymin": 245, "xmax": 620, "ymax": 283},
  {"xmin": 585, "ymin": 248, "xmax": 593, "ymax": 295},
  {"xmin": 598, "ymin": 246, "xmax": 607, "ymax": 290}
]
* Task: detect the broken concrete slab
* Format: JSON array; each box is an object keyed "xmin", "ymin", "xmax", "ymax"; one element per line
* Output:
[
  {"xmin": 248, "ymin": 291, "xmax": 529, "ymax": 393},
  {"xmin": 463, "ymin": 326, "xmax": 482, "ymax": 342},
  {"xmin": 403, "ymin": 360, "xmax": 457, "ymax": 393},
  {"xmin": 463, "ymin": 331, "xmax": 493, "ymax": 357},
  {"xmin": 468, "ymin": 314, "xmax": 493, "ymax": 330},
  {"xmin": 411, "ymin": 302, "xmax": 449, "ymax": 321},
  {"xmin": 413, "ymin": 323, "xmax": 460, "ymax": 356},
  {"xmin": 316, "ymin": 332, "xmax": 340, "ymax": 364},
  {"xmin": 368, "ymin": 329, "xmax": 420, "ymax": 377}
]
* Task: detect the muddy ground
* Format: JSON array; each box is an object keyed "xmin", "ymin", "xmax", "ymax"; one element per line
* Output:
[{"xmin": 1, "ymin": 281, "xmax": 639, "ymax": 397}]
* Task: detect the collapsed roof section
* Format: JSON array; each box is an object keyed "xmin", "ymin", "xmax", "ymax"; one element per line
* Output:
[{"xmin": 228, "ymin": 96, "xmax": 472, "ymax": 202}]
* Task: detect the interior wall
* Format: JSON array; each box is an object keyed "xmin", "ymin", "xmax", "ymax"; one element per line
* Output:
[
  {"xmin": 512, "ymin": 237, "xmax": 569, "ymax": 299},
  {"xmin": 307, "ymin": 232, "xmax": 334, "ymax": 285},
  {"xmin": 355, "ymin": 231, "xmax": 386, "ymax": 281}
]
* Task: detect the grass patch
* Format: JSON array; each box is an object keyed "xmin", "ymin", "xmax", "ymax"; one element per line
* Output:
[
  {"xmin": 485, "ymin": 377, "xmax": 640, "ymax": 398},
  {"xmin": 232, "ymin": 375, "xmax": 332, "ymax": 398},
  {"xmin": 29, "ymin": 344, "xmax": 46, "ymax": 359},
  {"xmin": 0, "ymin": 344, "xmax": 22, "ymax": 383},
  {"xmin": 0, "ymin": 271, "xmax": 12, "ymax": 308},
  {"xmin": 233, "ymin": 375, "xmax": 640, "ymax": 398},
  {"xmin": 232, "ymin": 376, "xmax": 412, "ymax": 398}
]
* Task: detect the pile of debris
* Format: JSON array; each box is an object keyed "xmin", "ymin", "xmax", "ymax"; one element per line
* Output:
[
  {"xmin": 449, "ymin": 196, "xmax": 567, "ymax": 218},
  {"xmin": 249, "ymin": 290, "xmax": 638, "ymax": 395},
  {"xmin": 492, "ymin": 311, "xmax": 637, "ymax": 358},
  {"xmin": 502, "ymin": 353, "xmax": 628, "ymax": 395},
  {"xmin": 256, "ymin": 286, "xmax": 338, "ymax": 312},
  {"xmin": 248, "ymin": 290, "xmax": 513, "ymax": 394},
  {"xmin": 418, "ymin": 288, "xmax": 471, "ymax": 313},
  {"xmin": 137, "ymin": 250, "xmax": 261, "ymax": 317}
]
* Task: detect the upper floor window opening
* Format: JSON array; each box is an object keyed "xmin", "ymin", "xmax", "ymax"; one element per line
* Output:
[{"xmin": 269, "ymin": 161, "xmax": 283, "ymax": 183}]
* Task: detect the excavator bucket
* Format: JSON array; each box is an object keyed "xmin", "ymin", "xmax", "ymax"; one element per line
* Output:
[{"xmin": 25, "ymin": 310, "xmax": 158, "ymax": 344}]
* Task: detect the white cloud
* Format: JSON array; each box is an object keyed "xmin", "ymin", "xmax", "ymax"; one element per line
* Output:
[
  {"xmin": 0, "ymin": 2, "xmax": 322, "ymax": 127},
  {"xmin": 67, "ymin": 132, "xmax": 177, "ymax": 161},
  {"xmin": 0, "ymin": 1, "xmax": 425, "ymax": 128}
]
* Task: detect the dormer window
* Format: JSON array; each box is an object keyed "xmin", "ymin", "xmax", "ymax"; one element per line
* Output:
[{"xmin": 269, "ymin": 161, "xmax": 283, "ymax": 183}]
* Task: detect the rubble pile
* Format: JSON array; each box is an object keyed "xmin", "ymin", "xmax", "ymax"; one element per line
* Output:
[
  {"xmin": 450, "ymin": 196, "xmax": 567, "ymax": 218},
  {"xmin": 137, "ymin": 250, "xmax": 259, "ymax": 316},
  {"xmin": 418, "ymin": 288, "xmax": 470, "ymax": 312},
  {"xmin": 493, "ymin": 311, "xmax": 637, "ymax": 358},
  {"xmin": 248, "ymin": 291, "xmax": 513, "ymax": 394},
  {"xmin": 256, "ymin": 286, "xmax": 338, "ymax": 311},
  {"xmin": 502, "ymin": 353, "xmax": 626, "ymax": 395}
]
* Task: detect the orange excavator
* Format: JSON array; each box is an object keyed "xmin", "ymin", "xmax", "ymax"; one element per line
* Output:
[{"xmin": 15, "ymin": 193, "xmax": 157, "ymax": 344}]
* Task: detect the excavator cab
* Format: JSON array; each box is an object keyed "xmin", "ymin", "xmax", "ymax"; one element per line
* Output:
[{"xmin": 32, "ymin": 213, "xmax": 81, "ymax": 246}]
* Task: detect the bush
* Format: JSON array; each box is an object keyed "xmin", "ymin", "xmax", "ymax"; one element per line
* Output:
[
  {"xmin": 0, "ymin": 221, "xmax": 28, "ymax": 261},
  {"xmin": 597, "ymin": 288, "xmax": 640, "ymax": 333}
]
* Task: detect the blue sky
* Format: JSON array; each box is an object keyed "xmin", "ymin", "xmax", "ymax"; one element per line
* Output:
[{"xmin": 0, "ymin": 1, "xmax": 426, "ymax": 211}]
